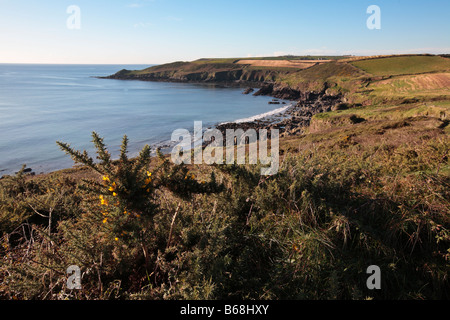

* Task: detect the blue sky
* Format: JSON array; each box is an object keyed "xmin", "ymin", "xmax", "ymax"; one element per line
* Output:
[{"xmin": 0, "ymin": 0, "xmax": 449, "ymax": 64}]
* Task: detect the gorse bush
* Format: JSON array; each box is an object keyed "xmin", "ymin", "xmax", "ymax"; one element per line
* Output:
[
  {"xmin": 1, "ymin": 132, "xmax": 222, "ymax": 299},
  {"xmin": 0, "ymin": 132, "xmax": 448, "ymax": 300}
]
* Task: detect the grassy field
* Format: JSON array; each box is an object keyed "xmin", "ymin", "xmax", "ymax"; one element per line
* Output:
[
  {"xmin": 236, "ymin": 59, "xmax": 330, "ymax": 69},
  {"xmin": 366, "ymin": 73, "xmax": 450, "ymax": 99},
  {"xmin": 350, "ymin": 55, "xmax": 450, "ymax": 76}
]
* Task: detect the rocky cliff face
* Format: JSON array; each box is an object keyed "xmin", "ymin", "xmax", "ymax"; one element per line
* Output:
[
  {"xmin": 103, "ymin": 67, "xmax": 281, "ymax": 84},
  {"xmin": 104, "ymin": 64, "xmax": 344, "ymax": 137},
  {"xmin": 252, "ymin": 82, "xmax": 334, "ymax": 102}
]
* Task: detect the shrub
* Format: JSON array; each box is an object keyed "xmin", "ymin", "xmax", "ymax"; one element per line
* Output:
[{"xmin": 1, "ymin": 132, "xmax": 448, "ymax": 300}]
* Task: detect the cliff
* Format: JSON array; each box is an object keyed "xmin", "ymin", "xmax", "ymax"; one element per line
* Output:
[
  {"xmin": 103, "ymin": 61, "xmax": 284, "ymax": 84},
  {"xmin": 102, "ymin": 54, "xmax": 450, "ymax": 111}
]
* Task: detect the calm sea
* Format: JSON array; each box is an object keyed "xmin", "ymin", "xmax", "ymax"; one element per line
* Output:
[{"xmin": 0, "ymin": 64, "xmax": 281, "ymax": 176}]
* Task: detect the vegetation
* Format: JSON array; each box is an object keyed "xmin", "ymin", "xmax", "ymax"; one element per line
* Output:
[
  {"xmin": 107, "ymin": 56, "xmax": 350, "ymax": 82},
  {"xmin": 110, "ymin": 54, "xmax": 450, "ymax": 92},
  {"xmin": 0, "ymin": 54, "xmax": 449, "ymax": 300},
  {"xmin": 350, "ymin": 55, "xmax": 450, "ymax": 77}
]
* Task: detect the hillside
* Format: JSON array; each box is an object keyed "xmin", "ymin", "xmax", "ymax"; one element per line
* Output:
[
  {"xmin": 104, "ymin": 54, "xmax": 450, "ymax": 102},
  {"xmin": 350, "ymin": 55, "xmax": 450, "ymax": 76},
  {"xmin": 1, "ymin": 54, "xmax": 449, "ymax": 300},
  {"xmin": 103, "ymin": 56, "xmax": 348, "ymax": 84}
]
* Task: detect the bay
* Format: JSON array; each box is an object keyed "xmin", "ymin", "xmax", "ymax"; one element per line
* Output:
[{"xmin": 0, "ymin": 64, "xmax": 281, "ymax": 176}]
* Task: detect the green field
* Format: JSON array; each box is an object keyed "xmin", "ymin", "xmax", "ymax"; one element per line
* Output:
[{"xmin": 350, "ymin": 55, "xmax": 450, "ymax": 76}]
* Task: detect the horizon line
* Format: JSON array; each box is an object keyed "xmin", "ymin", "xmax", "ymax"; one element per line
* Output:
[{"xmin": 1, "ymin": 52, "xmax": 449, "ymax": 66}]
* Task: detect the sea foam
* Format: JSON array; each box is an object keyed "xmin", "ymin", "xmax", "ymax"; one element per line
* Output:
[{"xmin": 220, "ymin": 103, "xmax": 293, "ymax": 125}]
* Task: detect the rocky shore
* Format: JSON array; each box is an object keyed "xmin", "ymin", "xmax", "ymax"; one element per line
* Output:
[
  {"xmin": 216, "ymin": 82, "xmax": 344, "ymax": 137},
  {"xmin": 104, "ymin": 66, "xmax": 345, "ymax": 138},
  {"xmin": 1, "ymin": 82, "xmax": 344, "ymax": 179},
  {"xmin": 102, "ymin": 64, "xmax": 347, "ymax": 147}
]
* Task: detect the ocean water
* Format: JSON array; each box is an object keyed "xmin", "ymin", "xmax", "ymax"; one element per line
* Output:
[{"xmin": 0, "ymin": 64, "xmax": 283, "ymax": 176}]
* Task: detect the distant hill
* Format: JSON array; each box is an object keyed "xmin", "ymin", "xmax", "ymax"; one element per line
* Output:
[
  {"xmin": 102, "ymin": 55, "xmax": 350, "ymax": 83},
  {"xmin": 104, "ymin": 54, "xmax": 450, "ymax": 98}
]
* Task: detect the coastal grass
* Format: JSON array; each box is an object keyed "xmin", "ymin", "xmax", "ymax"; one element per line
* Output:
[
  {"xmin": 278, "ymin": 61, "xmax": 368, "ymax": 92},
  {"xmin": 110, "ymin": 55, "xmax": 450, "ymax": 99},
  {"xmin": 312, "ymin": 100, "xmax": 449, "ymax": 123},
  {"xmin": 350, "ymin": 55, "xmax": 450, "ymax": 77},
  {"xmin": 1, "ymin": 53, "xmax": 449, "ymax": 300},
  {"xmin": 364, "ymin": 73, "xmax": 450, "ymax": 102},
  {"xmin": 239, "ymin": 55, "xmax": 348, "ymax": 61},
  {"xmin": 1, "ymin": 96, "xmax": 448, "ymax": 300}
]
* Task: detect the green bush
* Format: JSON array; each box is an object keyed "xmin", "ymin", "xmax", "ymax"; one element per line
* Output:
[{"xmin": 0, "ymin": 132, "xmax": 448, "ymax": 300}]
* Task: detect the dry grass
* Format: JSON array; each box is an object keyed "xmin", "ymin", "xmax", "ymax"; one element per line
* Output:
[
  {"xmin": 236, "ymin": 59, "xmax": 330, "ymax": 69},
  {"xmin": 374, "ymin": 73, "xmax": 450, "ymax": 91}
]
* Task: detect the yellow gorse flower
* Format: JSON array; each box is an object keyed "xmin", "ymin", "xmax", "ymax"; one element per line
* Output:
[
  {"xmin": 99, "ymin": 194, "xmax": 110, "ymax": 205},
  {"xmin": 109, "ymin": 182, "xmax": 117, "ymax": 192},
  {"xmin": 142, "ymin": 174, "xmax": 152, "ymax": 188},
  {"xmin": 102, "ymin": 176, "xmax": 110, "ymax": 182}
]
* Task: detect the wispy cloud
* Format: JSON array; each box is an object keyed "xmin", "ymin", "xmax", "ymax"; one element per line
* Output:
[
  {"xmin": 246, "ymin": 51, "xmax": 309, "ymax": 58},
  {"xmin": 342, "ymin": 47, "xmax": 450, "ymax": 56},
  {"xmin": 127, "ymin": 0, "xmax": 155, "ymax": 9},
  {"xmin": 133, "ymin": 22, "xmax": 153, "ymax": 28},
  {"xmin": 246, "ymin": 47, "xmax": 450, "ymax": 59},
  {"xmin": 163, "ymin": 16, "xmax": 183, "ymax": 22}
]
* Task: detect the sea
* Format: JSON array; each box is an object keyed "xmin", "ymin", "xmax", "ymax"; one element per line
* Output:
[{"xmin": 0, "ymin": 64, "xmax": 288, "ymax": 176}]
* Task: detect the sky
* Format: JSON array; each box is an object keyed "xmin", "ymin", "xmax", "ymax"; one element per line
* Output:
[{"xmin": 0, "ymin": 0, "xmax": 449, "ymax": 64}]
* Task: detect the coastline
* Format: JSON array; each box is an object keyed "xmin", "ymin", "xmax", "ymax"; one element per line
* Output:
[
  {"xmin": 215, "ymin": 84, "xmax": 343, "ymax": 138},
  {"xmin": 0, "ymin": 77, "xmax": 343, "ymax": 180}
]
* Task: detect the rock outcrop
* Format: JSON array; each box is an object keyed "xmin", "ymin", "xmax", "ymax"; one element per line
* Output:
[
  {"xmin": 242, "ymin": 88, "xmax": 254, "ymax": 95},
  {"xmin": 103, "ymin": 63, "xmax": 345, "ymax": 141},
  {"xmin": 216, "ymin": 88, "xmax": 343, "ymax": 138},
  {"xmin": 102, "ymin": 65, "xmax": 283, "ymax": 85}
]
